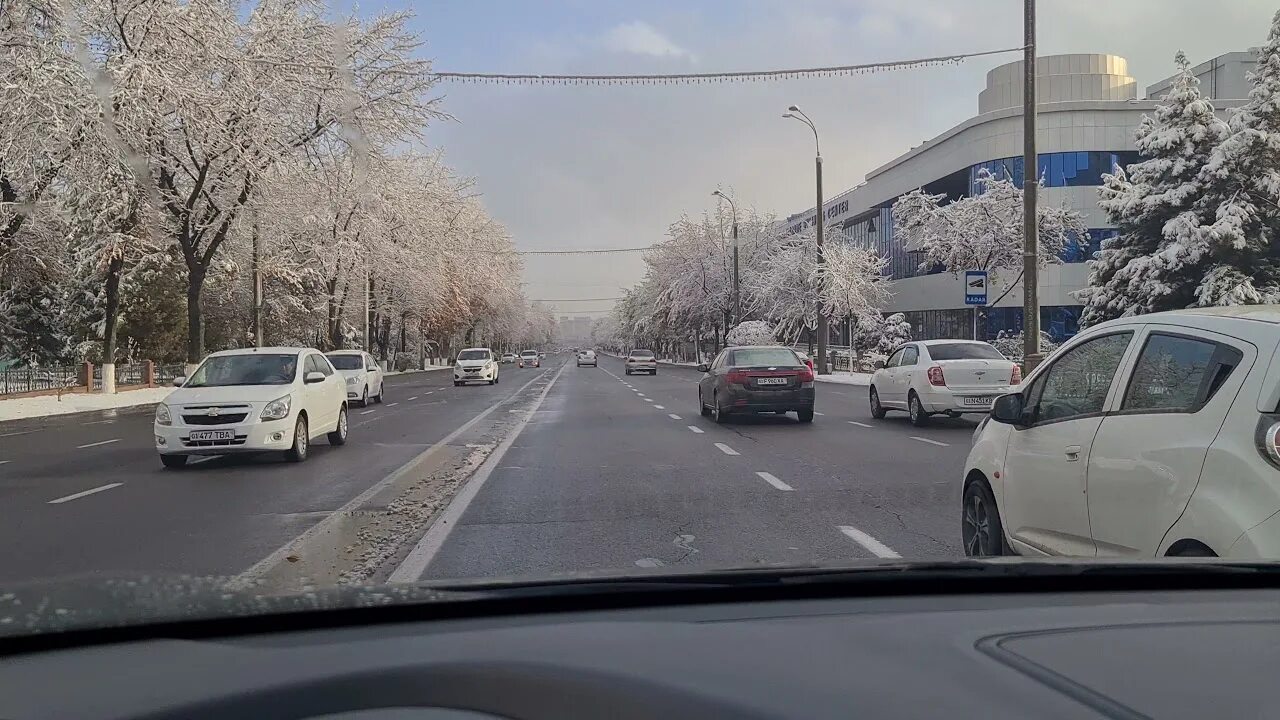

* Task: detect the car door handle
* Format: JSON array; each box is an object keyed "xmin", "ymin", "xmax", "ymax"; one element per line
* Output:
[{"xmin": 1064, "ymin": 445, "xmax": 1081, "ymax": 461}]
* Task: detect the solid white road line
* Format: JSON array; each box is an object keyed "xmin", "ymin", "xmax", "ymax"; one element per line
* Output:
[
  {"xmin": 49, "ymin": 483, "xmax": 123, "ymax": 504},
  {"xmin": 756, "ymin": 471, "xmax": 794, "ymax": 491},
  {"xmin": 386, "ymin": 402, "xmax": 400, "ymax": 407},
  {"xmin": 80, "ymin": 419, "xmax": 116, "ymax": 426},
  {"xmin": 688, "ymin": 426, "xmax": 704, "ymax": 434},
  {"xmin": 233, "ymin": 368, "xmax": 554, "ymax": 590},
  {"xmin": 847, "ymin": 421, "xmax": 872, "ymax": 428},
  {"xmin": 714, "ymin": 442, "xmax": 739, "ymax": 456},
  {"xmin": 76, "ymin": 438, "xmax": 120, "ymax": 449},
  {"xmin": 654, "ymin": 405, "xmax": 665, "ymax": 410},
  {"xmin": 837, "ymin": 525, "xmax": 901, "ymax": 558},
  {"xmin": 668, "ymin": 413, "xmax": 682, "ymax": 420},
  {"xmin": 359, "ymin": 409, "xmax": 376, "ymax": 415},
  {"xmin": 910, "ymin": 436, "xmax": 950, "ymax": 447},
  {"xmin": 389, "ymin": 362, "xmax": 569, "ymax": 582}
]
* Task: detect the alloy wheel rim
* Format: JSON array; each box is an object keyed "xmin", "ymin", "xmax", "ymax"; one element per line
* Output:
[
  {"xmin": 871, "ymin": 389, "xmax": 880, "ymax": 412},
  {"xmin": 963, "ymin": 494, "xmax": 990, "ymax": 555},
  {"xmin": 910, "ymin": 397, "xmax": 919, "ymax": 421},
  {"xmin": 339, "ymin": 410, "xmax": 347, "ymax": 438},
  {"xmin": 297, "ymin": 420, "xmax": 308, "ymax": 457}
]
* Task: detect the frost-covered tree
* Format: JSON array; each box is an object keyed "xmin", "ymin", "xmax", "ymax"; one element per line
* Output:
[
  {"xmin": 726, "ymin": 320, "xmax": 775, "ymax": 347},
  {"xmin": 992, "ymin": 330, "xmax": 1059, "ymax": 364},
  {"xmin": 1078, "ymin": 51, "xmax": 1229, "ymax": 324},
  {"xmin": 853, "ymin": 312, "xmax": 912, "ymax": 356}
]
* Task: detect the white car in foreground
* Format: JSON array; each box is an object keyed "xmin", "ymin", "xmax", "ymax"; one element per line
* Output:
[
  {"xmin": 154, "ymin": 347, "xmax": 348, "ymax": 468},
  {"xmin": 326, "ymin": 350, "xmax": 384, "ymax": 406},
  {"xmin": 454, "ymin": 348, "xmax": 499, "ymax": 385},
  {"xmin": 869, "ymin": 340, "xmax": 1019, "ymax": 426},
  {"xmin": 964, "ymin": 307, "xmax": 1280, "ymax": 560}
]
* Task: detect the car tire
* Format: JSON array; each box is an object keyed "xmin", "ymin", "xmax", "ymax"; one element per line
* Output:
[
  {"xmin": 495, "ymin": 373, "xmax": 500, "ymax": 384},
  {"xmin": 869, "ymin": 386, "xmax": 887, "ymax": 419},
  {"xmin": 375, "ymin": 384, "xmax": 384, "ymax": 403},
  {"xmin": 797, "ymin": 409, "xmax": 814, "ymax": 423},
  {"xmin": 652, "ymin": 369, "xmax": 657, "ymax": 375},
  {"xmin": 908, "ymin": 392, "xmax": 929, "ymax": 427},
  {"xmin": 360, "ymin": 386, "xmax": 368, "ymax": 407},
  {"xmin": 454, "ymin": 381, "xmax": 462, "ymax": 387},
  {"xmin": 327, "ymin": 407, "xmax": 348, "ymax": 446},
  {"xmin": 488, "ymin": 377, "xmax": 496, "ymax": 385},
  {"xmin": 962, "ymin": 479, "xmax": 1007, "ymax": 557},
  {"xmin": 160, "ymin": 454, "xmax": 188, "ymax": 469},
  {"xmin": 699, "ymin": 388, "xmax": 711, "ymax": 416},
  {"xmin": 625, "ymin": 369, "xmax": 631, "ymax": 375},
  {"xmin": 711, "ymin": 391, "xmax": 726, "ymax": 424},
  {"xmin": 284, "ymin": 415, "xmax": 309, "ymax": 463}
]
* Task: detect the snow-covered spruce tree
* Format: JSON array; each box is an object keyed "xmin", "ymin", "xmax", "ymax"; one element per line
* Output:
[{"xmin": 1078, "ymin": 51, "xmax": 1228, "ymax": 325}]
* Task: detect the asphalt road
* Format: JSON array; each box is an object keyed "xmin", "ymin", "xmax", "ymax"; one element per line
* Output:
[
  {"xmin": 420, "ymin": 354, "xmax": 975, "ymax": 580},
  {"xmin": 1, "ymin": 353, "xmax": 979, "ymax": 587},
  {"xmin": 0, "ymin": 363, "xmax": 554, "ymax": 585}
]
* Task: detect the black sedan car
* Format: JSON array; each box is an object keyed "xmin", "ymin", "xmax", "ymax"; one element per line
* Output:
[{"xmin": 697, "ymin": 346, "xmax": 815, "ymax": 423}]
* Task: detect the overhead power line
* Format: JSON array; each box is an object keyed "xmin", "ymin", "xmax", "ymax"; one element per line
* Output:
[
  {"xmin": 514, "ymin": 246, "xmax": 653, "ymax": 255},
  {"xmin": 532, "ymin": 297, "xmax": 623, "ymax": 302},
  {"xmin": 435, "ymin": 47, "xmax": 1024, "ymax": 86}
]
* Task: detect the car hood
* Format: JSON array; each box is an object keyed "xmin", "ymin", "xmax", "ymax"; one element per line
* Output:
[
  {"xmin": 165, "ymin": 385, "xmax": 291, "ymax": 406},
  {"xmin": 457, "ymin": 360, "xmax": 490, "ymax": 368}
]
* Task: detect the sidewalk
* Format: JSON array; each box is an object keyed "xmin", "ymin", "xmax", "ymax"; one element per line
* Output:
[
  {"xmin": 0, "ymin": 387, "xmax": 173, "ymax": 423},
  {"xmin": 815, "ymin": 372, "xmax": 872, "ymax": 387}
]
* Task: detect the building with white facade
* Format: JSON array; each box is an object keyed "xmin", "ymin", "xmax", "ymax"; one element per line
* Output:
[{"xmin": 783, "ymin": 52, "xmax": 1255, "ymax": 343}]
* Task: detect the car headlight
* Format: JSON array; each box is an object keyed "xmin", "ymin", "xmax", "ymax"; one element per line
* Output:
[
  {"xmin": 346, "ymin": 375, "xmax": 358, "ymax": 385},
  {"xmin": 260, "ymin": 395, "xmax": 292, "ymax": 421},
  {"xmin": 155, "ymin": 404, "xmax": 172, "ymax": 426}
]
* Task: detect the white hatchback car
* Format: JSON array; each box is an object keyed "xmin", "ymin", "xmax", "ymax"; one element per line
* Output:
[
  {"xmin": 155, "ymin": 347, "xmax": 348, "ymax": 468},
  {"xmin": 964, "ymin": 307, "xmax": 1280, "ymax": 560},
  {"xmin": 454, "ymin": 348, "xmax": 499, "ymax": 385},
  {"xmin": 577, "ymin": 350, "xmax": 597, "ymax": 367},
  {"xmin": 326, "ymin": 350, "xmax": 384, "ymax": 406},
  {"xmin": 869, "ymin": 340, "xmax": 1019, "ymax": 426}
]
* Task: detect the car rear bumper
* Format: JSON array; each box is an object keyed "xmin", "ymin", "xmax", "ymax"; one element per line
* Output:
[
  {"xmin": 920, "ymin": 386, "xmax": 1012, "ymax": 413},
  {"xmin": 721, "ymin": 386, "xmax": 815, "ymax": 412},
  {"xmin": 626, "ymin": 363, "xmax": 657, "ymax": 371}
]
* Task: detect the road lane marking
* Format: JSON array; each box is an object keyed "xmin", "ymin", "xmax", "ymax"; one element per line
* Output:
[
  {"xmin": 668, "ymin": 413, "xmax": 682, "ymax": 420},
  {"xmin": 408, "ymin": 396, "xmax": 418, "ymax": 401},
  {"xmin": 386, "ymin": 402, "xmax": 400, "ymax": 407},
  {"xmin": 644, "ymin": 398, "xmax": 653, "ymax": 403},
  {"xmin": 814, "ymin": 412, "xmax": 824, "ymax": 416},
  {"xmin": 0, "ymin": 430, "xmax": 36, "ymax": 438},
  {"xmin": 847, "ymin": 421, "xmax": 872, "ymax": 428},
  {"xmin": 425, "ymin": 391, "xmax": 435, "ymax": 395},
  {"xmin": 837, "ymin": 525, "xmax": 901, "ymax": 558},
  {"xmin": 688, "ymin": 426, "xmax": 704, "ymax": 434},
  {"xmin": 0, "ymin": 460, "xmax": 10, "ymax": 466},
  {"xmin": 389, "ymin": 362, "xmax": 569, "ymax": 582},
  {"xmin": 359, "ymin": 409, "xmax": 376, "ymax": 415},
  {"xmin": 81, "ymin": 419, "xmax": 116, "ymax": 426},
  {"xmin": 910, "ymin": 436, "xmax": 950, "ymax": 447},
  {"xmin": 756, "ymin": 471, "xmax": 794, "ymax": 491},
  {"xmin": 76, "ymin": 438, "xmax": 120, "ymax": 449},
  {"xmin": 654, "ymin": 405, "xmax": 665, "ymax": 409},
  {"xmin": 714, "ymin": 442, "xmax": 739, "ymax": 456},
  {"xmin": 49, "ymin": 483, "xmax": 123, "ymax": 504}
]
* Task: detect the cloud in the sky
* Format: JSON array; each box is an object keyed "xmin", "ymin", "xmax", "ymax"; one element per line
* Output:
[{"xmin": 600, "ymin": 20, "xmax": 692, "ymax": 59}]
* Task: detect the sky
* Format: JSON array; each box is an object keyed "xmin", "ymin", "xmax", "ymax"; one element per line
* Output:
[{"xmin": 339, "ymin": 0, "xmax": 1278, "ymax": 319}]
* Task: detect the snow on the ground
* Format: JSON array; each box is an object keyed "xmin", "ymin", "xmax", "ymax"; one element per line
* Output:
[
  {"xmin": 0, "ymin": 387, "xmax": 174, "ymax": 422},
  {"xmin": 816, "ymin": 373, "xmax": 872, "ymax": 386},
  {"xmin": 384, "ymin": 364, "xmax": 450, "ymax": 377}
]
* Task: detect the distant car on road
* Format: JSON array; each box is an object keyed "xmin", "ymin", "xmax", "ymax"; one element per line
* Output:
[
  {"xmin": 500, "ymin": 352, "xmax": 518, "ymax": 364},
  {"xmin": 697, "ymin": 346, "xmax": 815, "ymax": 423},
  {"xmin": 963, "ymin": 307, "xmax": 1280, "ymax": 560},
  {"xmin": 625, "ymin": 349, "xmax": 657, "ymax": 375},
  {"xmin": 455, "ymin": 348, "xmax": 499, "ymax": 386},
  {"xmin": 326, "ymin": 350, "xmax": 384, "ymax": 407},
  {"xmin": 519, "ymin": 350, "xmax": 540, "ymax": 368},
  {"xmin": 870, "ymin": 340, "xmax": 1018, "ymax": 427},
  {"xmin": 576, "ymin": 350, "xmax": 597, "ymax": 367},
  {"xmin": 155, "ymin": 347, "xmax": 348, "ymax": 468}
]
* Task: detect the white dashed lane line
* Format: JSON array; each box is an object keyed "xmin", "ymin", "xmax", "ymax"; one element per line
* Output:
[
  {"xmin": 814, "ymin": 412, "xmax": 824, "ymax": 416},
  {"xmin": 408, "ymin": 396, "xmax": 418, "ymax": 401},
  {"xmin": 688, "ymin": 426, "xmax": 705, "ymax": 434},
  {"xmin": 910, "ymin": 436, "xmax": 950, "ymax": 447},
  {"xmin": 668, "ymin": 413, "xmax": 681, "ymax": 420},
  {"xmin": 756, "ymin": 472, "xmax": 794, "ymax": 491},
  {"xmin": 49, "ymin": 483, "xmax": 123, "ymax": 504},
  {"xmin": 0, "ymin": 430, "xmax": 37, "ymax": 438},
  {"xmin": 644, "ymin": 399, "xmax": 653, "ymax": 403},
  {"xmin": 76, "ymin": 438, "xmax": 120, "ymax": 449},
  {"xmin": 0, "ymin": 460, "xmax": 10, "ymax": 466},
  {"xmin": 714, "ymin": 442, "xmax": 739, "ymax": 456},
  {"xmin": 654, "ymin": 405, "xmax": 665, "ymax": 409},
  {"xmin": 386, "ymin": 402, "xmax": 400, "ymax": 407},
  {"xmin": 837, "ymin": 525, "xmax": 901, "ymax": 558},
  {"xmin": 359, "ymin": 409, "xmax": 376, "ymax": 415},
  {"xmin": 847, "ymin": 421, "xmax": 872, "ymax": 428}
]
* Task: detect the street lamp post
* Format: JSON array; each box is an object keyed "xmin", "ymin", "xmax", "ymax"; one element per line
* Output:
[
  {"xmin": 784, "ymin": 106, "xmax": 829, "ymax": 374},
  {"xmin": 712, "ymin": 190, "xmax": 740, "ymax": 325}
]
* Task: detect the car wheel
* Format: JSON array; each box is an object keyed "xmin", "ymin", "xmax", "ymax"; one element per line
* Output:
[
  {"xmin": 285, "ymin": 415, "xmax": 309, "ymax": 463},
  {"xmin": 160, "ymin": 454, "xmax": 188, "ymax": 469},
  {"xmin": 962, "ymin": 480, "xmax": 1006, "ymax": 557},
  {"xmin": 375, "ymin": 383, "xmax": 384, "ymax": 403},
  {"xmin": 711, "ymin": 391, "xmax": 726, "ymax": 424},
  {"xmin": 908, "ymin": 392, "xmax": 929, "ymax": 427},
  {"xmin": 454, "ymin": 380, "xmax": 462, "ymax": 386},
  {"xmin": 327, "ymin": 407, "xmax": 348, "ymax": 446},
  {"xmin": 495, "ymin": 373, "xmax": 500, "ymax": 384},
  {"xmin": 625, "ymin": 368, "xmax": 631, "ymax": 375},
  {"xmin": 699, "ymin": 388, "xmax": 711, "ymax": 416},
  {"xmin": 869, "ymin": 386, "xmax": 887, "ymax": 419},
  {"xmin": 797, "ymin": 409, "xmax": 814, "ymax": 423},
  {"xmin": 652, "ymin": 369, "xmax": 658, "ymax": 375},
  {"xmin": 360, "ymin": 386, "xmax": 368, "ymax": 407}
]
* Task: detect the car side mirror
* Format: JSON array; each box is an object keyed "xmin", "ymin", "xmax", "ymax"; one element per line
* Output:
[
  {"xmin": 173, "ymin": 376, "xmax": 186, "ymax": 387},
  {"xmin": 696, "ymin": 364, "xmax": 711, "ymax": 373},
  {"xmin": 991, "ymin": 393, "xmax": 1026, "ymax": 425},
  {"xmin": 873, "ymin": 360, "xmax": 885, "ymax": 370},
  {"xmin": 304, "ymin": 371, "xmax": 326, "ymax": 384}
]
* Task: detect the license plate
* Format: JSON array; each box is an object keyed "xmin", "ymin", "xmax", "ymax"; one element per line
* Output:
[
  {"xmin": 757, "ymin": 377, "xmax": 788, "ymax": 385},
  {"xmin": 962, "ymin": 396, "xmax": 994, "ymax": 406},
  {"xmin": 189, "ymin": 429, "xmax": 234, "ymax": 441}
]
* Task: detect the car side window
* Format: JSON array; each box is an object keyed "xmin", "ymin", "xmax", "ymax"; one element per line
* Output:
[
  {"xmin": 1121, "ymin": 333, "xmax": 1243, "ymax": 414},
  {"xmin": 309, "ymin": 354, "xmax": 334, "ymax": 376},
  {"xmin": 303, "ymin": 355, "xmax": 320, "ymax": 376},
  {"xmin": 900, "ymin": 346, "xmax": 918, "ymax": 366},
  {"xmin": 1032, "ymin": 332, "xmax": 1133, "ymax": 424},
  {"xmin": 365, "ymin": 354, "xmax": 378, "ymax": 371},
  {"xmin": 712, "ymin": 351, "xmax": 729, "ymax": 370},
  {"xmin": 885, "ymin": 348, "xmax": 904, "ymax": 368}
]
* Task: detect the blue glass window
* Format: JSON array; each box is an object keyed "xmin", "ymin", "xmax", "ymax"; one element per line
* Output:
[{"xmin": 969, "ymin": 152, "xmax": 1139, "ymax": 194}]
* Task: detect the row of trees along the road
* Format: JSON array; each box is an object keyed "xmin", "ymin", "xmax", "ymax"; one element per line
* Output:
[{"xmin": 1, "ymin": 0, "xmax": 546, "ymax": 370}]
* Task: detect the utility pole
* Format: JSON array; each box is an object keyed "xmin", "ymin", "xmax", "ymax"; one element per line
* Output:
[
  {"xmin": 251, "ymin": 217, "xmax": 263, "ymax": 348},
  {"xmin": 712, "ymin": 190, "xmax": 740, "ymax": 325},
  {"xmin": 1021, "ymin": 0, "xmax": 1042, "ymax": 370},
  {"xmin": 363, "ymin": 252, "xmax": 371, "ymax": 353},
  {"xmin": 784, "ymin": 106, "xmax": 829, "ymax": 374}
]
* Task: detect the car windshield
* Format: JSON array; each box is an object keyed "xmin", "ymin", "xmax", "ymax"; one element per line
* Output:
[
  {"xmin": 730, "ymin": 348, "xmax": 802, "ymax": 367},
  {"xmin": 3, "ymin": 0, "xmax": 1275, "ymax": 641},
  {"xmin": 928, "ymin": 343, "xmax": 1005, "ymax": 361},
  {"xmin": 184, "ymin": 355, "xmax": 298, "ymax": 387},
  {"xmin": 326, "ymin": 355, "xmax": 364, "ymax": 370}
]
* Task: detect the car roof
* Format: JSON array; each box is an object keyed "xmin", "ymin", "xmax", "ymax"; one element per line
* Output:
[
  {"xmin": 325, "ymin": 349, "xmax": 367, "ymax": 355},
  {"xmin": 521, "ymin": 350, "xmax": 537, "ymax": 354},
  {"xmin": 207, "ymin": 346, "xmax": 310, "ymax": 357},
  {"xmin": 915, "ymin": 339, "xmax": 993, "ymax": 346},
  {"xmin": 461, "ymin": 347, "xmax": 492, "ymax": 352},
  {"xmin": 726, "ymin": 345, "xmax": 795, "ymax": 350}
]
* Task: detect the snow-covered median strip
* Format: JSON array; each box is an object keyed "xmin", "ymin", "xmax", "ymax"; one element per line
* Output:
[
  {"xmin": 816, "ymin": 372, "xmax": 872, "ymax": 387},
  {"xmin": 0, "ymin": 387, "xmax": 174, "ymax": 422},
  {"xmin": 384, "ymin": 364, "xmax": 451, "ymax": 377}
]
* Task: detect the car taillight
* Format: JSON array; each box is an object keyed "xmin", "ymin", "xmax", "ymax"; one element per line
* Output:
[
  {"xmin": 803, "ymin": 358, "xmax": 814, "ymax": 370},
  {"xmin": 927, "ymin": 365, "xmax": 946, "ymax": 386},
  {"xmin": 797, "ymin": 367, "xmax": 815, "ymax": 383},
  {"xmin": 1011, "ymin": 364, "xmax": 1022, "ymax": 385},
  {"xmin": 726, "ymin": 370, "xmax": 749, "ymax": 385}
]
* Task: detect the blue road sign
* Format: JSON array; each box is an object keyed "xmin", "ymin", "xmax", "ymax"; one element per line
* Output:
[{"xmin": 964, "ymin": 270, "xmax": 988, "ymax": 306}]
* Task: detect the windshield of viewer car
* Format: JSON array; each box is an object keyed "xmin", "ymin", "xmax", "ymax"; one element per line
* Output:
[
  {"xmin": 928, "ymin": 343, "xmax": 1006, "ymax": 361},
  {"xmin": 731, "ymin": 348, "xmax": 802, "ymax": 367},
  {"xmin": 458, "ymin": 350, "xmax": 489, "ymax": 361},
  {"xmin": 326, "ymin": 355, "xmax": 364, "ymax": 370},
  {"xmin": 185, "ymin": 355, "xmax": 298, "ymax": 387}
]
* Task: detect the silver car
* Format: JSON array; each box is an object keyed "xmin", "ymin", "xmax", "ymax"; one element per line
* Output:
[
  {"xmin": 576, "ymin": 350, "xmax": 597, "ymax": 367},
  {"xmin": 625, "ymin": 349, "xmax": 657, "ymax": 375}
]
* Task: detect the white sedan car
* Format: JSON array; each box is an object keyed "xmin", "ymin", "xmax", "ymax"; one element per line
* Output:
[
  {"xmin": 154, "ymin": 347, "xmax": 348, "ymax": 468},
  {"xmin": 326, "ymin": 350, "xmax": 384, "ymax": 406},
  {"xmin": 963, "ymin": 307, "xmax": 1280, "ymax": 560},
  {"xmin": 454, "ymin": 348, "xmax": 499, "ymax": 385},
  {"xmin": 869, "ymin": 340, "xmax": 1019, "ymax": 426}
]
